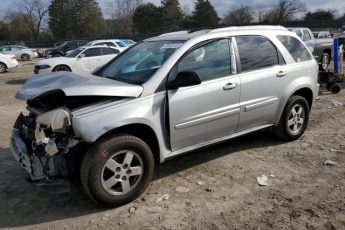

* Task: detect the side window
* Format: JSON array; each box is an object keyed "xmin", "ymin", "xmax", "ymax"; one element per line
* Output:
[
  {"xmin": 236, "ymin": 36, "xmax": 279, "ymax": 72},
  {"xmin": 105, "ymin": 42, "xmax": 116, "ymax": 47},
  {"xmin": 303, "ymin": 30, "xmax": 312, "ymax": 41},
  {"xmin": 116, "ymin": 42, "xmax": 126, "ymax": 48},
  {"xmin": 177, "ymin": 39, "xmax": 231, "ymax": 81},
  {"xmin": 94, "ymin": 42, "xmax": 105, "ymax": 46},
  {"xmin": 277, "ymin": 35, "xmax": 312, "ymax": 62},
  {"xmin": 102, "ymin": 47, "xmax": 119, "ymax": 55},
  {"xmin": 83, "ymin": 48, "xmax": 101, "ymax": 57}
]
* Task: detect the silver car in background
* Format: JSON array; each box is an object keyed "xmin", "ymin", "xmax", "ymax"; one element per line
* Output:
[
  {"xmin": 10, "ymin": 26, "xmax": 319, "ymax": 207},
  {"xmin": 0, "ymin": 45, "xmax": 36, "ymax": 61}
]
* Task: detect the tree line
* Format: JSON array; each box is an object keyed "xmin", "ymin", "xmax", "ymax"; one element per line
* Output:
[{"xmin": 0, "ymin": 0, "xmax": 344, "ymax": 42}]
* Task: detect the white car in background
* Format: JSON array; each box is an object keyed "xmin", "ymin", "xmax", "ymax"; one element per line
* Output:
[
  {"xmin": 86, "ymin": 39, "xmax": 128, "ymax": 51},
  {"xmin": 0, "ymin": 52, "xmax": 18, "ymax": 73},
  {"xmin": 34, "ymin": 46, "xmax": 120, "ymax": 75},
  {"xmin": 0, "ymin": 45, "xmax": 36, "ymax": 61}
]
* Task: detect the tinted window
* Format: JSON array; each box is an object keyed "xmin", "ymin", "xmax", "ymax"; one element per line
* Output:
[
  {"xmin": 83, "ymin": 48, "xmax": 101, "ymax": 57},
  {"xmin": 236, "ymin": 36, "xmax": 279, "ymax": 72},
  {"xmin": 177, "ymin": 39, "xmax": 231, "ymax": 81},
  {"xmin": 94, "ymin": 42, "xmax": 105, "ymax": 46},
  {"xmin": 277, "ymin": 35, "xmax": 312, "ymax": 62},
  {"xmin": 105, "ymin": 42, "xmax": 116, "ymax": 47},
  {"xmin": 102, "ymin": 47, "xmax": 119, "ymax": 55}
]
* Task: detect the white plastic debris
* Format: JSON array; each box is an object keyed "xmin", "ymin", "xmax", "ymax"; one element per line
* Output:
[
  {"xmin": 156, "ymin": 194, "xmax": 169, "ymax": 203},
  {"xmin": 323, "ymin": 160, "xmax": 337, "ymax": 166},
  {"xmin": 257, "ymin": 175, "xmax": 269, "ymax": 186},
  {"xmin": 175, "ymin": 186, "xmax": 190, "ymax": 193},
  {"xmin": 331, "ymin": 100, "xmax": 343, "ymax": 107}
]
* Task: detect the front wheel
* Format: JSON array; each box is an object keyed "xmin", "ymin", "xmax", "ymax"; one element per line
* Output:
[
  {"xmin": 80, "ymin": 134, "xmax": 154, "ymax": 207},
  {"xmin": 274, "ymin": 95, "xmax": 310, "ymax": 141},
  {"xmin": 21, "ymin": 54, "xmax": 30, "ymax": 61}
]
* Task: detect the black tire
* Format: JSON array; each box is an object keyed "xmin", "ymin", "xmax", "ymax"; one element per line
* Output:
[
  {"xmin": 330, "ymin": 83, "xmax": 341, "ymax": 94},
  {"xmin": 21, "ymin": 54, "xmax": 30, "ymax": 61},
  {"xmin": 53, "ymin": 65, "xmax": 71, "ymax": 72},
  {"xmin": 0, "ymin": 62, "xmax": 7, "ymax": 73},
  {"xmin": 80, "ymin": 134, "xmax": 154, "ymax": 207},
  {"xmin": 53, "ymin": 53, "xmax": 62, "ymax": 57},
  {"xmin": 319, "ymin": 53, "xmax": 330, "ymax": 71},
  {"xmin": 274, "ymin": 95, "xmax": 310, "ymax": 141}
]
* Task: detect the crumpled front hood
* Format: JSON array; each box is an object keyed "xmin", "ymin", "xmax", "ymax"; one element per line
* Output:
[{"xmin": 16, "ymin": 72, "xmax": 143, "ymax": 100}]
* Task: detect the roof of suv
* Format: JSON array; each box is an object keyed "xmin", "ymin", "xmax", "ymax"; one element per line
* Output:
[{"xmin": 146, "ymin": 26, "xmax": 288, "ymax": 41}]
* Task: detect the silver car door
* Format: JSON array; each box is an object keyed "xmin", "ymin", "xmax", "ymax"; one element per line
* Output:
[
  {"xmin": 168, "ymin": 38, "xmax": 240, "ymax": 151},
  {"xmin": 235, "ymin": 35, "xmax": 286, "ymax": 132}
]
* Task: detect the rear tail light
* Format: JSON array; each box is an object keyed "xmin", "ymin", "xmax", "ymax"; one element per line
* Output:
[
  {"xmin": 11, "ymin": 56, "xmax": 16, "ymax": 60},
  {"xmin": 32, "ymin": 49, "xmax": 37, "ymax": 52}
]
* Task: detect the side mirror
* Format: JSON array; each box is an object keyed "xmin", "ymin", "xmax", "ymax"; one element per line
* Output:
[
  {"xmin": 78, "ymin": 53, "xmax": 85, "ymax": 59},
  {"xmin": 170, "ymin": 71, "xmax": 201, "ymax": 89}
]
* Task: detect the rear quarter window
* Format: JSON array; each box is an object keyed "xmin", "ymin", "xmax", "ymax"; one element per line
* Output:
[{"xmin": 277, "ymin": 35, "xmax": 312, "ymax": 63}]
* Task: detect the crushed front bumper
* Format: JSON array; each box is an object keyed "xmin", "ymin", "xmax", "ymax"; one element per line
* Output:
[{"xmin": 10, "ymin": 129, "xmax": 46, "ymax": 181}]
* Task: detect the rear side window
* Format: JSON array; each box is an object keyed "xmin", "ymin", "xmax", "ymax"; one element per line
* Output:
[
  {"xmin": 102, "ymin": 47, "xmax": 119, "ymax": 55},
  {"xmin": 236, "ymin": 36, "xmax": 279, "ymax": 72},
  {"xmin": 277, "ymin": 35, "xmax": 312, "ymax": 62},
  {"xmin": 83, "ymin": 48, "xmax": 101, "ymax": 57}
]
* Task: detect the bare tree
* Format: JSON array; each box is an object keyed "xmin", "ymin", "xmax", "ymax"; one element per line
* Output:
[
  {"xmin": 223, "ymin": 6, "xmax": 254, "ymax": 25},
  {"xmin": 106, "ymin": 0, "xmax": 143, "ymax": 35},
  {"xmin": 273, "ymin": 0, "xmax": 306, "ymax": 22},
  {"xmin": 14, "ymin": 0, "xmax": 49, "ymax": 40}
]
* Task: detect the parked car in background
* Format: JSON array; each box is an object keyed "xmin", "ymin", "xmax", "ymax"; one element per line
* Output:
[
  {"xmin": 0, "ymin": 45, "xmax": 36, "ymax": 61},
  {"xmin": 34, "ymin": 46, "xmax": 120, "ymax": 75},
  {"xmin": 288, "ymin": 28, "xmax": 315, "ymax": 53},
  {"xmin": 313, "ymin": 31, "xmax": 332, "ymax": 39},
  {"xmin": 121, "ymin": 39, "xmax": 136, "ymax": 46},
  {"xmin": 12, "ymin": 26, "xmax": 319, "ymax": 207},
  {"xmin": 0, "ymin": 52, "xmax": 18, "ymax": 73},
  {"xmin": 86, "ymin": 39, "xmax": 128, "ymax": 51},
  {"xmin": 45, "ymin": 40, "xmax": 88, "ymax": 57},
  {"xmin": 313, "ymin": 33, "xmax": 333, "ymax": 71}
]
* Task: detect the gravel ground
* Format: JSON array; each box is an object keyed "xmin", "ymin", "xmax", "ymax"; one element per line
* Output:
[{"xmin": 0, "ymin": 61, "xmax": 344, "ymax": 230}]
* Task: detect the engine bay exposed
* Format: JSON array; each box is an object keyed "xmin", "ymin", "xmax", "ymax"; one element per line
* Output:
[{"xmin": 12, "ymin": 90, "xmax": 120, "ymax": 181}]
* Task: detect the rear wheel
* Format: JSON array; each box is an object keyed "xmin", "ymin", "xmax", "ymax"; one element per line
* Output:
[
  {"xmin": 80, "ymin": 134, "xmax": 154, "ymax": 207},
  {"xmin": 0, "ymin": 62, "xmax": 6, "ymax": 73},
  {"xmin": 21, "ymin": 54, "xmax": 30, "ymax": 61},
  {"xmin": 53, "ymin": 53, "xmax": 62, "ymax": 57},
  {"xmin": 274, "ymin": 95, "xmax": 310, "ymax": 141},
  {"xmin": 330, "ymin": 83, "xmax": 341, "ymax": 94}
]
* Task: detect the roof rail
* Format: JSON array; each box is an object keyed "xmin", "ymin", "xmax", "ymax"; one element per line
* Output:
[
  {"xmin": 159, "ymin": 31, "xmax": 189, "ymax": 37},
  {"xmin": 208, "ymin": 25, "xmax": 288, "ymax": 34}
]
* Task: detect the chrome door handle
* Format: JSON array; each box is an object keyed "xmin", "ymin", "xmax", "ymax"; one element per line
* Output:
[
  {"xmin": 276, "ymin": 71, "xmax": 287, "ymax": 77},
  {"xmin": 223, "ymin": 83, "xmax": 237, "ymax": 91}
]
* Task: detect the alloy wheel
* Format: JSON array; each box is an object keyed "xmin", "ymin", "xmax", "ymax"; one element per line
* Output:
[
  {"xmin": 287, "ymin": 104, "xmax": 305, "ymax": 135},
  {"xmin": 101, "ymin": 150, "xmax": 144, "ymax": 196}
]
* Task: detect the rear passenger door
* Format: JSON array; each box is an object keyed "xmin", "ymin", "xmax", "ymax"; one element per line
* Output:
[
  {"xmin": 168, "ymin": 39, "xmax": 241, "ymax": 151},
  {"xmin": 235, "ymin": 35, "xmax": 286, "ymax": 132}
]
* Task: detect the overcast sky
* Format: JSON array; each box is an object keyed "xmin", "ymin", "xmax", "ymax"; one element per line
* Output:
[
  {"xmin": 99, "ymin": 0, "xmax": 344, "ymax": 17},
  {"xmin": 0, "ymin": 0, "xmax": 344, "ymax": 18}
]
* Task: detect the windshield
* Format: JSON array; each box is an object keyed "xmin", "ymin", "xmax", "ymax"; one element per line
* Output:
[
  {"xmin": 65, "ymin": 47, "xmax": 85, "ymax": 57},
  {"xmin": 95, "ymin": 40, "xmax": 184, "ymax": 85}
]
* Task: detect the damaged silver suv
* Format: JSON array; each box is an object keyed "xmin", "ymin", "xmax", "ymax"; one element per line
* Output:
[{"xmin": 11, "ymin": 26, "xmax": 319, "ymax": 206}]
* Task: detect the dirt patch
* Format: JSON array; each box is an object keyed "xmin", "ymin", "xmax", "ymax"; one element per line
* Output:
[{"xmin": 0, "ymin": 62, "xmax": 344, "ymax": 229}]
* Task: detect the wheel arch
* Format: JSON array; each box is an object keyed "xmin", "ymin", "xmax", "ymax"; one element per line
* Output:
[
  {"xmin": 0, "ymin": 61, "xmax": 7, "ymax": 69},
  {"xmin": 53, "ymin": 64, "xmax": 72, "ymax": 72},
  {"xmin": 96, "ymin": 123, "xmax": 160, "ymax": 164},
  {"xmin": 291, "ymin": 87, "xmax": 313, "ymax": 109}
]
